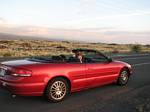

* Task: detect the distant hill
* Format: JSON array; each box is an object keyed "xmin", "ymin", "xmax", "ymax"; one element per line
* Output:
[{"xmin": 0, "ymin": 33, "xmax": 63, "ymax": 41}]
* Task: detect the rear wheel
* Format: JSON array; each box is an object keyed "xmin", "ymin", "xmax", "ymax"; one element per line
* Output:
[
  {"xmin": 117, "ymin": 69, "xmax": 129, "ymax": 86},
  {"xmin": 45, "ymin": 77, "xmax": 69, "ymax": 102}
]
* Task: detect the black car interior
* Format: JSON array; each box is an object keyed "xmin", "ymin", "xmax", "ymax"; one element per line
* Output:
[{"xmin": 29, "ymin": 49, "xmax": 111, "ymax": 63}]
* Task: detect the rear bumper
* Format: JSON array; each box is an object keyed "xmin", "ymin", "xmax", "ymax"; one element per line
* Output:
[{"xmin": 0, "ymin": 80, "xmax": 45, "ymax": 96}]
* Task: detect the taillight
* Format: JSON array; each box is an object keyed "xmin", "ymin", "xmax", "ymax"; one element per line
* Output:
[{"xmin": 11, "ymin": 68, "xmax": 32, "ymax": 77}]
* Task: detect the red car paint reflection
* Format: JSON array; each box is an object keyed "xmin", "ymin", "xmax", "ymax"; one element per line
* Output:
[{"xmin": 0, "ymin": 49, "xmax": 132, "ymax": 102}]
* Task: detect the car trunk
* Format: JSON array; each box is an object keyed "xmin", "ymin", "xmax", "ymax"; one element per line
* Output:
[
  {"xmin": 1, "ymin": 59, "xmax": 40, "ymax": 67},
  {"xmin": 0, "ymin": 59, "xmax": 41, "ymax": 78}
]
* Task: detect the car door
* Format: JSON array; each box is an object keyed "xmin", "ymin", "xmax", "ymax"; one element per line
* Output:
[
  {"xmin": 66, "ymin": 57, "xmax": 86, "ymax": 91},
  {"xmin": 84, "ymin": 52, "xmax": 119, "ymax": 87}
]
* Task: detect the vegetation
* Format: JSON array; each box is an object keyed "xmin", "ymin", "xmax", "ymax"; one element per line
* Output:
[
  {"xmin": 0, "ymin": 40, "xmax": 149, "ymax": 57},
  {"xmin": 131, "ymin": 44, "xmax": 141, "ymax": 53}
]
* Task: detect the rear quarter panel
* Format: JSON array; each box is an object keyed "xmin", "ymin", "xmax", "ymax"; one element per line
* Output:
[{"xmin": 19, "ymin": 63, "xmax": 86, "ymax": 92}]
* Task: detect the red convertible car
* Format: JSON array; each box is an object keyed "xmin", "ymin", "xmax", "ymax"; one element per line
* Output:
[{"xmin": 0, "ymin": 49, "xmax": 132, "ymax": 102}]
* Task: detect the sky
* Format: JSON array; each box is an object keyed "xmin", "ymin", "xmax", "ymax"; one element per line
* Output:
[{"xmin": 0, "ymin": 0, "xmax": 150, "ymax": 44}]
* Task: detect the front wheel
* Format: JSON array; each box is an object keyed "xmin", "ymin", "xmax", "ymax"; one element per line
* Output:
[
  {"xmin": 45, "ymin": 78, "xmax": 69, "ymax": 102},
  {"xmin": 117, "ymin": 69, "xmax": 129, "ymax": 86}
]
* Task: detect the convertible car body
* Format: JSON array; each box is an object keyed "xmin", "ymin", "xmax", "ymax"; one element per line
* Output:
[{"xmin": 0, "ymin": 49, "xmax": 132, "ymax": 102}]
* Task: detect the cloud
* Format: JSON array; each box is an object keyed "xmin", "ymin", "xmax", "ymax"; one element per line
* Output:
[
  {"xmin": 0, "ymin": 17, "xmax": 6, "ymax": 24},
  {"xmin": 0, "ymin": 23, "xmax": 150, "ymax": 44},
  {"xmin": 74, "ymin": 10, "xmax": 150, "ymax": 24},
  {"xmin": 0, "ymin": 17, "xmax": 14, "ymax": 28}
]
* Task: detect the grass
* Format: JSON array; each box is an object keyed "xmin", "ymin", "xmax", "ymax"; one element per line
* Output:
[{"xmin": 0, "ymin": 40, "xmax": 150, "ymax": 57}]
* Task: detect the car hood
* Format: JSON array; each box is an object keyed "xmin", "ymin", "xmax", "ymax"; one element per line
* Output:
[{"xmin": 113, "ymin": 60, "xmax": 131, "ymax": 68}]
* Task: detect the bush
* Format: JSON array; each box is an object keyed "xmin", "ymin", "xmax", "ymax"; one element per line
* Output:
[
  {"xmin": 145, "ymin": 44, "xmax": 150, "ymax": 47},
  {"xmin": 131, "ymin": 45, "xmax": 141, "ymax": 53},
  {"xmin": 22, "ymin": 42, "xmax": 32, "ymax": 48},
  {"xmin": 2, "ymin": 52, "xmax": 13, "ymax": 57}
]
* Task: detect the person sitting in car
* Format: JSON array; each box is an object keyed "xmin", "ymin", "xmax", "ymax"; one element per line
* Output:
[
  {"xmin": 75, "ymin": 52, "xmax": 83, "ymax": 63},
  {"xmin": 68, "ymin": 51, "xmax": 83, "ymax": 63}
]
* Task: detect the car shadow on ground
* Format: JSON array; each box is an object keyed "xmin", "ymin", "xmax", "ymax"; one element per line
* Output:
[
  {"xmin": 0, "ymin": 81, "xmax": 134, "ymax": 112},
  {"xmin": 1, "ymin": 82, "xmax": 128, "ymax": 103}
]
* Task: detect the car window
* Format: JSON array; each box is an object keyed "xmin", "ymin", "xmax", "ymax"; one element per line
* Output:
[{"xmin": 84, "ymin": 52, "xmax": 108, "ymax": 63}]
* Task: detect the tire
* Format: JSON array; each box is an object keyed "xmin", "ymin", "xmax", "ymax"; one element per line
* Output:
[
  {"xmin": 45, "ymin": 77, "xmax": 69, "ymax": 102},
  {"xmin": 117, "ymin": 69, "xmax": 129, "ymax": 86}
]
